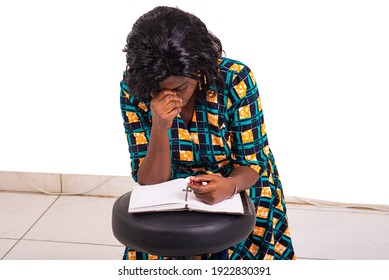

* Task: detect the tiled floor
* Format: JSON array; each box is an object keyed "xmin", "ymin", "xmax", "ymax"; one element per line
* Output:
[
  {"xmin": 287, "ymin": 204, "xmax": 389, "ymax": 260},
  {"xmin": 0, "ymin": 192, "xmax": 124, "ymax": 260},
  {"xmin": 1, "ymin": 191, "xmax": 388, "ymax": 260}
]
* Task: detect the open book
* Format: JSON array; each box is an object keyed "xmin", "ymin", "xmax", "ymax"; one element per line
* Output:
[{"xmin": 128, "ymin": 178, "xmax": 252, "ymax": 215}]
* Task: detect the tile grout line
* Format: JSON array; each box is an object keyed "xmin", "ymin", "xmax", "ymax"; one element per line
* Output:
[
  {"xmin": 1, "ymin": 195, "xmax": 61, "ymax": 260},
  {"xmin": 17, "ymin": 238, "xmax": 124, "ymax": 248}
]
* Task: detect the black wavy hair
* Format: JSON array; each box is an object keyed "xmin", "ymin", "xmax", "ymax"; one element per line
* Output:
[{"xmin": 123, "ymin": 6, "xmax": 224, "ymax": 101}]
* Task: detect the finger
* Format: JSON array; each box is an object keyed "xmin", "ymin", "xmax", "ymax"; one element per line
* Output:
[
  {"xmin": 188, "ymin": 182, "xmax": 204, "ymax": 193},
  {"xmin": 160, "ymin": 94, "xmax": 182, "ymax": 108},
  {"xmin": 190, "ymin": 174, "xmax": 216, "ymax": 184},
  {"xmin": 162, "ymin": 100, "xmax": 182, "ymax": 113},
  {"xmin": 152, "ymin": 95, "xmax": 182, "ymax": 117},
  {"xmin": 164, "ymin": 107, "xmax": 181, "ymax": 119},
  {"xmin": 156, "ymin": 90, "xmax": 182, "ymax": 103},
  {"xmin": 190, "ymin": 183, "xmax": 214, "ymax": 195},
  {"xmin": 153, "ymin": 90, "xmax": 176, "ymax": 100},
  {"xmin": 187, "ymin": 183, "xmax": 202, "ymax": 193},
  {"xmin": 153, "ymin": 96, "xmax": 182, "ymax": 116}
]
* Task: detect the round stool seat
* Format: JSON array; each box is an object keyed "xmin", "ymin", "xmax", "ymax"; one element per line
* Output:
[{"xmin": 112, "ymin": 191, "xmax": 256, "ymax": 257}]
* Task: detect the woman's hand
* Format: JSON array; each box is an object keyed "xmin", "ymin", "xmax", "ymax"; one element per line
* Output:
[
  {"xmin": 188, "ymin": 175, "xmax": 236, "ymax": 205},
  {"xmin": 150, "ymin": 90, "xmax": 182, "ymax": 130}
]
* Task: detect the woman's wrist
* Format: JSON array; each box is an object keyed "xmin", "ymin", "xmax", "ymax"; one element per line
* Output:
[{"xmin": 228, "ymin": 177, "xmax": 238, "ymax": 198}]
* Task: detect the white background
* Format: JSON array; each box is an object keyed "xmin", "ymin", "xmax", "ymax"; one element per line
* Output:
[{"xmin": 1, "ymin": 0, "xmax": 388, "ymax": 205}]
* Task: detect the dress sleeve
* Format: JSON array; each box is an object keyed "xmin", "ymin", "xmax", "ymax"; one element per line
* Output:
[
  {"xmin": 227, "ymin": 65, "xmax": 271, "ymax": 176},
  {"xmin": 120, "ymin": 80, "xmax": 151, "ymax": 182}
]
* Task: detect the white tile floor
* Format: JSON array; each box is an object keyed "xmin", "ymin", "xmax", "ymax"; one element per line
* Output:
[
  {"xmin": 1, "ymin": 191, "xmax": 388, "ymax": 260},
  {"xmin": 0, "ymin": 192, "xmax": 123, "ymax": 260},
  {"xmin": 287, "ymin": 204, "xmax": 389, "ymax": 260}
]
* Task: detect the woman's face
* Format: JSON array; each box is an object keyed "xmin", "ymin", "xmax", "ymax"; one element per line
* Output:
[{"xmin": 158, "ymin": 76, "xmax": 198, "ymax": 108}]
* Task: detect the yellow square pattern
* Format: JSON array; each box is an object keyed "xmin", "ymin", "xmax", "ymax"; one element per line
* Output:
[
  {"xmin": 148, "ymin": 254, "xmax": 159, "ymax": 260},
  {"xmin": 126, "ymin": 112, "xmax": 139, "ymax": 123},
  {"xmin": 241, "ymin": 130, "xmax": 254, "ymax": 143},
  {"xmin": 180, "ymin": 150, "xmax": 193, "ymax": 161},
  {"xmin": 274, "ymin": 243, "xmax": 287, "ymax": 256},
  {"xmin": 268, "ymin": 159, "xmax": 273, "ymax": 173},
  {"xmin": 263, "ymin": 145, "xmax": 270, "ymax": 156},
  {"xmin": 207, "ymin": 112, "xmax": 218, "ymax": 127},
  {"xmin": 127, "ymin": 251, "xmax": 136, "ymax": 260},
  {"xmin": 256, "ymin": 206, "xmax": 269, "ymax": 219},
  {"xmin": 228, "ymin": 249, "xmax": 234, "ymax": 259},
  {"xmin": 273, "ymin": 217, "xmax": 279, "ymax": 228},
  {"xmin": 248, "ymin": 244, "xmax": 259, "ymax": 255},
  {"xmin": 190, "ymin": 132, "xmax": 199, "ymax": 144},
  {"xmin": 138, "ymin": 102, "xmax": 148, "ymax": 112},
  {"xmin": 250, "ymin": 164, "xmax": 260, "ymax": 173},
  {"xmin": 134, "ymin": 132, "xmax": 147, "ymax": 145},
  {"xmin": 178, "ymin": 128, "xmax": 191, "ymax": 141},
  {"xmin": 257, "ymin": 96, "xmax": 262, "ymax": 110},
  {"xmin": 214, "ymin": 154, "xmax": 226, "ymax": 162},
  {"xmin": 229, "ymin": 63, "xmax": 245, "ymax": 72},
  {"xmin": 206, "ymin": 93, "xmax": 218, "ymax": 104},
  {"xmin": 239, "ymin": 105, "xmax": 251, "ymax": 119},
  {"xmin": 261, "ymin": 187, "xmax": 272, "ymax": 198},
  {"xmin": 227, "ymin": 98, "xmax": 232, "ymax": 109},
  {"xmin": 261, "ymin": 124, "xmax": 267, "ymax": 135},
  {"xmin": 284, "ymin": 227, "xmax": 291, "ymax": 237},
  {"xmin": 276, "ymin": 202, "xmax": 284, "ymax": 211},
  {"xmin": 123, "ymin": 90, "xmax": 130, "ymax": 99},
  {"xmin": 268, "ymin": 173, "xmax": 274, "ymax": 184},
  {"xmin": 276, "ymin": 189, "xmax": 284, "ymax": 211},
  {"xmin": 245, "ymin": 154, "xmax": 256, "ymax": 161},
  {"xmin": 249, "ymin": 71, "xmax": 256, "ymax": 85},
  {"xmin": 253, "ymin": 226, "xmax": 265, "ymax": 237},
  {"xmin": 211, "ymin": 134, "xmax": 224, "ymax": 147},
  {"xmin": 234, "ymin": 79, "xmax": 247, "ymax": 98},
  {"xmin": 218, "ymin": 160, "xmax": 229, "ymax": 168}
]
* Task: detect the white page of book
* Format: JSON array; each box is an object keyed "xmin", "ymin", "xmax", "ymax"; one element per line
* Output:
[
  {"xmin": 186, "ymin": 191, "xmax": 244, "ymax": 214},
  {"xmin": 129, "ymin": 178, "xmax": 189, "ymax": 212}
]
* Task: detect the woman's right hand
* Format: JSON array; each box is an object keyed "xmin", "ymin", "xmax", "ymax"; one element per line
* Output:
[{"xmin": 150, "ymin": 90, "xmax": 183, "ymax": 130}]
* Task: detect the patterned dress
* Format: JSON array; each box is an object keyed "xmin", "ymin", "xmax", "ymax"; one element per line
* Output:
[{"xmin": 120, "ymin": 57, "xmax": 296, "ymax": 260}]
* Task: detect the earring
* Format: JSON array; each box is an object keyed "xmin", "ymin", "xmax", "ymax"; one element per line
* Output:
[{"xmin": 198, "ymin": 71, "xmax": 204, "ymax": 91}]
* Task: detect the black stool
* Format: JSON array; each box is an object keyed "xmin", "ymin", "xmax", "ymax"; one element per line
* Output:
[{"xmin": 112, "ymin": 191, "xmax": 256, "ymax": 258}]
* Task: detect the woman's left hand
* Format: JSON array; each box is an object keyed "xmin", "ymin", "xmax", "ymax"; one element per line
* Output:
[{"xmin": 188, "ymin": 175, "xmax": 236, "ymax": 205}]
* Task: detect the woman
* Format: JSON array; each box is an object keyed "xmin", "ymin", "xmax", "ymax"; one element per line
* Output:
[{"xmin": 120, "ymin": 6, "xmax": 295, "ymax": 260}]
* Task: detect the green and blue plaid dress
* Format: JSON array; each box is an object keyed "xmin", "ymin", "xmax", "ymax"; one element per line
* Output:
[{"xmin": 120, "ymin": 57, "xmax": 296, "ymax": 260}]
